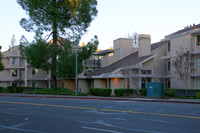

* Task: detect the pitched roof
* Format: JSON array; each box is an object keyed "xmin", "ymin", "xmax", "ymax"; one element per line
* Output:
[
  {"xmin": 87, "ymin": 40, "xmax": 168, "ymax": 77},
  {"xmin": 87, "ymin": 52, "xmax": 153, "ymax": 76},
  {"xmin": 92, "ymin": 49, "xmax": 114, "ymax": 56},
  {"xmin": 166, "ymin": 24, "xmax": 200, "ymax": 38},
  {"xmin": 151, "ymin": 40, "xmax": 168, "ymax": 51}
]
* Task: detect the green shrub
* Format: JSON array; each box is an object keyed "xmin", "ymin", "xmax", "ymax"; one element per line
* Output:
[
  {"xmin": 0, "ymin": 87, "xmax": 4, "ymax": 92},
  {"xmin": 6, "ymin": 86, "xmax": 35, "ymax": 93},
  {"xmin": 90, "ymin": 88, "xmax": 112, "ymax": 97},
  {"xmin": 7, "ymin": 86, "xmax": 16, "ymax": 93},
  {"xmin": 139, "ymin": 88, "xmax": 146, "ymax": 96},
  {"xmin": 114, "ymin": 88, "xmax": 136, "ymax": 96},
  {"xmin": 27, "ymin": 88, "xmax": 76, "ymax": 95},
  {"xmin": 164, "ymin": 88, "xmax": 177, "ymax": 97},
  {"xmin": 196, "ymin": 92, "xmax": 200, "ymax": 98},
  {"xmin": 77, "ymin": 92, "xmax": 88, "ymax": 96}
]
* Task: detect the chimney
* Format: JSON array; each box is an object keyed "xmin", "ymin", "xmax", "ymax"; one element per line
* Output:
[{"xmin": 138, "ymin": 34, "xmax": 151, "ymax": 57}]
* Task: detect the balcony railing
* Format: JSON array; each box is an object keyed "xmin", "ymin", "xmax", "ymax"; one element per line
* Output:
[{"xmin": 84, "ymin": 59, "xmax": 101, "ymax": 67}]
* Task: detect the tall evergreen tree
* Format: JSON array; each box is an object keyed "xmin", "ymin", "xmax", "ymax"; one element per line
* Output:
[
  {"xmin": 10, "ymin": 34, "xmax": 17, "ymax": 48},
  {"xmin": 17, "ymin": 0, "xmax": 98, "ymax": 88},
  {"xmin": 0, "ymin": 46, "xmax": 4, "ymax": 71}
]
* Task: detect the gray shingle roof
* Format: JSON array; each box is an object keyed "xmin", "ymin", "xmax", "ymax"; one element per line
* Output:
[
  {"xmin": 151, "ymin": 40, "xmax": 168, "ymax": 51},
  {"xmin": 87, "ymin": 52, "xmax": 153, "ymax": 76},
  {"xmin": 87, "ymin": 40, "xmax": 168, "ymax": 77},
  {"xmin": 166, "ymin": 24, "xmax": 200, "ymax": 38},
  {"xmin": 92, "ymin": 49, "xmax": 114, "ymax": 56}
]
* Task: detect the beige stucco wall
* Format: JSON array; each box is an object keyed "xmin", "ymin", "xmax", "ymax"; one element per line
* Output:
[
  {"xmin": 0, "ymin": 46, "xmax": 50, "ymax": 88},
  {"xmin": 65, "ymin": 79, "xmax": 75, "ymax": 91},
  {"xmin": 78, "ymin": 79, "xmax": 90, "ymax": 93},
  {"xmin": 110, "ymin": 78, "xmax": 126, "ymax": 95},
  {"xmin": 94, "ymin": 79, "xmax": 106, "ymax": 88},
  {"xmin": 2, "ymin": 58, "xmax": 9, "ymax": 67},
  {"xmin": 168, "ymin": 34, "xmax": 196, "ymax": 89},
  {"xmin": 169, "ymin": 34, "xmax": 191, "ymax": 55},
  {"xmin": 114, "ymin": 38, "xmax": 134, "ymax": 59},
  {"xmin": 142, "ymin": 59, "xmax": 154, "ymax": 70},
  {"xmin": 0, "ymin": 70, "xmax": 10, "ymax": 81},
  {"xmin": 28, "ymin": 81, "xmax": 48, "ymax": 88},
  {"xmin": 138, "ymin": 34, "xmax": 151, "ymax": 57},
  {"xmin": 31, "ymin": 69, "xmax": 48, "ymax": 79},
  {"xmin": 152, "ymin": 44, "xmax": 167, "ymax": 79},
  {"xmin": 101, "ymin": 55, "xmax": 119, "ymax": 67}
]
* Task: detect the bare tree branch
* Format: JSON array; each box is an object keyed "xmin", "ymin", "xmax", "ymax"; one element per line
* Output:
[{"xmin": 172, "ymin": 47, "xmax": 194, "ymax": 89}]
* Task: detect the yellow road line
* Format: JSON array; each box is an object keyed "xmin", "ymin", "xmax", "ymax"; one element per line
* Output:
[
  {"xmin": 149, "ymin": 112, "xmax": 200, "ymax": 119},
  {"xmin": 0, "ymin": 100, "xmax": 200, "ymax": 120},
  {"xmin": 100, "ymin": 109, "xmax": 126, "ymax": 113},
  {"xmin": 46, "ymin": 104, "xmax": 97, "ymax": 110}
]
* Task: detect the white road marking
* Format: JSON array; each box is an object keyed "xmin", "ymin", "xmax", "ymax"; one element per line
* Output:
[
  {"xmin": 79, "ymin": 120, "xmax": 167, "ymax": 133},
  {"xmin": 142, "ymin": 118, "xmax": 185, "ymax": 125},
  {"xmin": 0, "ymin": 124, "xmax": 45, "ymax": 133},
  {"xmin": 86, "ymin": 109, "xmax": 125, "ymax": 115},
  {"xmin": 82, "ymin": 126, "xmax": 124, "ymax": 133},
  {"xmin": 107, "ymin": 118, "xmax": 126, "ymax": 121}
]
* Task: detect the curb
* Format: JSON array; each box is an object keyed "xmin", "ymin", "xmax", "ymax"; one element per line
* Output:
[{"xmin": 0, "ymin": 94, "xmax": 200, "ymax": 104}]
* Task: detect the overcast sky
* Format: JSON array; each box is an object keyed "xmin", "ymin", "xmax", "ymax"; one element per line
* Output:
[{"xmin": 0, "ymin": 0, "xmax": 200, "ymax": 51}]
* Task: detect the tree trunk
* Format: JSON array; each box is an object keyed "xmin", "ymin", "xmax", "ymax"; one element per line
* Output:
[
  {"xmin": 51, "ymin": 0, "xmax": 58, "ymax": 88},
  {"xmin": 51, "ymin": 28, "xmax": 58, "ymax": 88}
]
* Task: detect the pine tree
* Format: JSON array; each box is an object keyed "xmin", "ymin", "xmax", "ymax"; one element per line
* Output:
[{"xmin": 17, "ymin": 0, "xmax": 98, "ymax": 88}]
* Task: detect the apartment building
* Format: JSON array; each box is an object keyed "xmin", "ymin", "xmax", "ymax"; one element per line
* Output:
[
  {"xmin": 162, "ymin": 24, "xmax": 200, "ymax": 89},
  {"xmin": 0, "ymin": 45, "xmax": 51, "ymax": 88},
  {"xmin": 1, "ymin": 24, "xmax": 200, "ymax": 93},
  {"xmin": 78, "ymin": 24, "xmax": 200, "ymax": 93},
  {"xmin": 0, "ymin": 41, "xmax": 82, "ymax": 90}
]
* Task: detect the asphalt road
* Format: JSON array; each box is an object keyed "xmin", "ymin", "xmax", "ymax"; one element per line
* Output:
[{"xmin": 0, "ymin": 96, "xmax": 200, "ymax": 133}]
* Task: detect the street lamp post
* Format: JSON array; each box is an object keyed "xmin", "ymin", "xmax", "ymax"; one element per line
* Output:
[{"xmin": 75, "ymin": 37, "xmax": 78, "ymax": 96}]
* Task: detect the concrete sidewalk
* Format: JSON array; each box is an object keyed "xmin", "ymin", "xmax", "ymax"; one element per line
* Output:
[{"xmin": 0, "ymin": 93, "xmax": 200, "ymax": 104}]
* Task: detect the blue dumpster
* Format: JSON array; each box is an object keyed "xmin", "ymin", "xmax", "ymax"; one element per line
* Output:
[{"xmin": 147, "ymin": 82, "xmax": 164, "ymax": 97}]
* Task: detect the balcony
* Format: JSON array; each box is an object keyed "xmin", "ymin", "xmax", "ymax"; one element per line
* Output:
[{"xmin": 83, "ymin": 59, "xmax": 101, "ymax": 68}]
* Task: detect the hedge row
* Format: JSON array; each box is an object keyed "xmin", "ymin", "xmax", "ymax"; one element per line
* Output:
[
  {"xmin": 24, "ymin": 88, "xmax": 87, "ymax": 96},
  {"xmin": 27, "ymin": 88, "xmax": 74, "ymax": 95},
  {"xmin": 114, "ymin": 88, "xmax": 136, "ymax": 96},
  {"xmin": 90, "ymin": 88, "xmax": 112, "ymax": 97},
  {"xmin": 139, "ymin": 88, "xmax": 146, "ymax": 96},
  {"xmin": 0, "ymin": 86, "xmax": 87, "ymax": 96},
  {"xmin": 164, "ymin": 88, "xmax": 177, "ymax": 97},
  {"xmin": 0, "ymin": 87, "xmax": 4, "ymax": 92},
  {"xmin": 6, "ymin": 86, "xmax": 37, "ymax": 93}
]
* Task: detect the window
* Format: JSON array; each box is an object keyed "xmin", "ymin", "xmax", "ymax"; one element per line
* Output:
[
  {"xmin": 19, "ymin": 70, "xmax": 23, "ymax": 78},
  {"xmin": 12, "ymin": 58, "xmax": 18, "ymax": 64},
  {"xmin": 197, "ymin": 35, "xmax": 200, "ymax": 46},
  {"xmin": 141, "ymin": 70, "xmax": 152, "ymax": 74},
  {"xmin": 32, "ymin": 68, "xmax": 38, "ymax": 75},
  {"xmin": 20, "ymin": 58, "xmax": 24, "ymax": 65},
  {"xmin": 12, "ymin": 70, "xmax": 18, "ymax": 77},
  {"xmin": 32, "ymin": 82, "xmax": 37, "ymax": 88},
  {"xmin": 196, "ymin": 57, "xmax": 200, "ymax": 68},
  {"xmin": 47, "ymin": 71, "xmax": 49, "ymax": 75},
  {"xmin": 168, "ymin": 61, "xmax": 170, "ymax": 71},
  {"xmin": 141, "ymin": 70, "xmax": 146, "ymax": 74},
  {"xmin": 167, "ymin": 79, "xmax": 171, "ymax": 88},
  {"xmin": 147, "ymin": 70, "xmax": 152, "ymax": 74},
  {"xmin": 147, "ymin": 78, "xmax": 151, "ymax": 82},
  {"xmin": 47, "ymin": 82, "xmax": 49, "ymax": 88},
  {"xmin": 168, "ymin": 42, "xmax": 170, "ymax": 52}
]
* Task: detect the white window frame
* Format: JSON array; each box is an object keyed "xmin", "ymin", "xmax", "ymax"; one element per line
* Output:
[{"xmin": 12, "ymin": 57, "xmax": 18, "ymax": 65}]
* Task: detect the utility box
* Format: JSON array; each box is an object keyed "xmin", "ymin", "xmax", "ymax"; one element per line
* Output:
[{"xmin": 147, "ymin": 82, "xmax": 164, "ymax": 97}]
